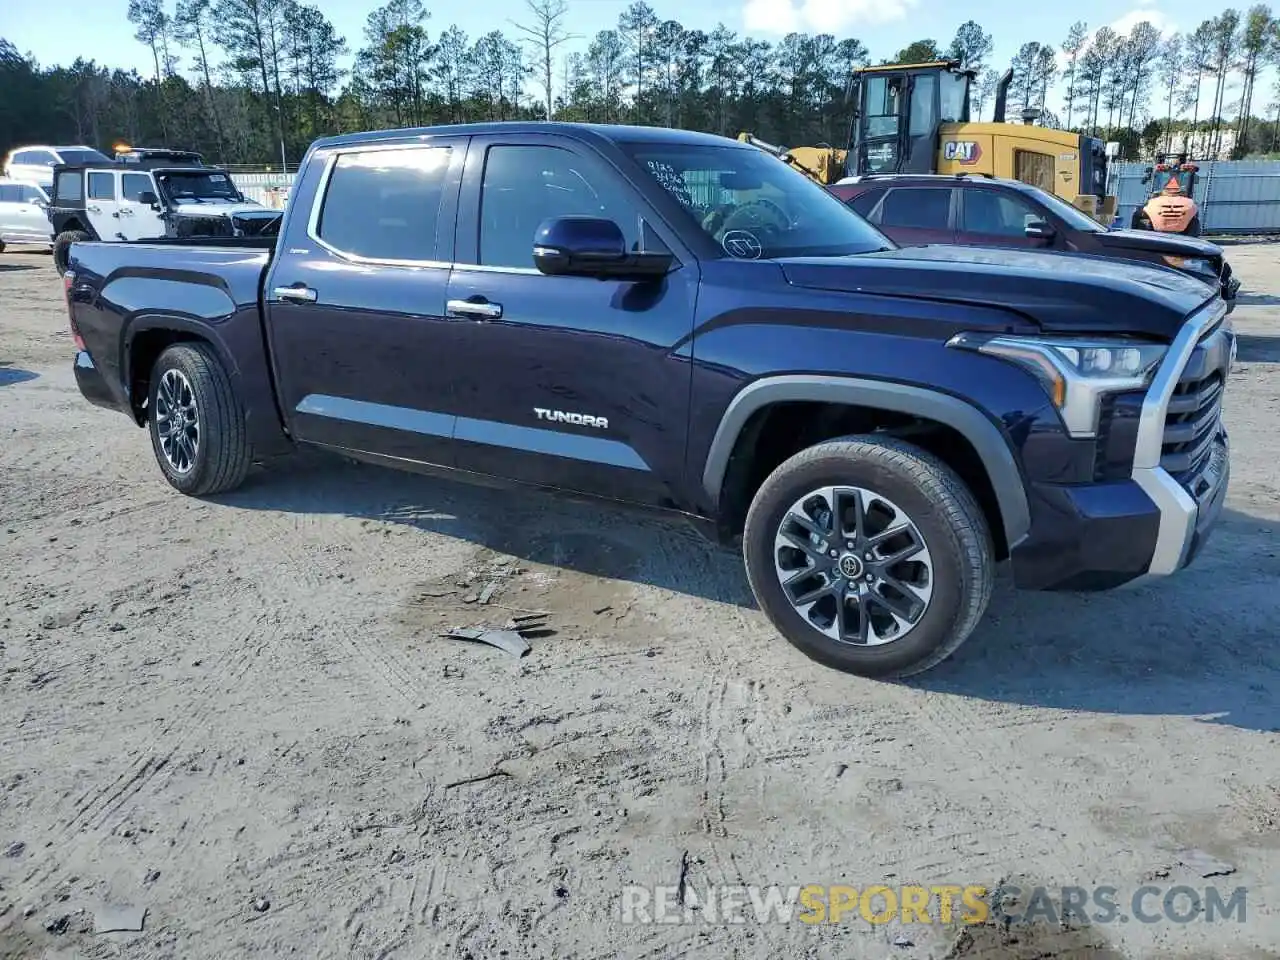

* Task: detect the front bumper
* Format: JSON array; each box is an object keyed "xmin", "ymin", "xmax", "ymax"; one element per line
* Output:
[{"xmin": 1011, "ymin": 301, "xmax": 1231, "ymax": 591}]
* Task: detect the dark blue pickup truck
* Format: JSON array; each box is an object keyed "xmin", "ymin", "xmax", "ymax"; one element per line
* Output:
[{"xmin": 63, "ymin": 122, "xmax": 1233, "ymax": 679}]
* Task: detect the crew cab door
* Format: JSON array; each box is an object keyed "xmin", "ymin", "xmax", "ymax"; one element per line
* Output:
[
  {"xmin": 262, "ymin": 138, "xmax": 468, "ymax": 467},
  {"xmin": 85, "ymin": 171, "xmax": 122, "ymax": 240},
  {"xmin": 118, "ymin": 171, "xmax": 167, "ymax": 240},
  {"xmin": 444, "ymin": 133, "xmax": 698, "ymax": 507}
]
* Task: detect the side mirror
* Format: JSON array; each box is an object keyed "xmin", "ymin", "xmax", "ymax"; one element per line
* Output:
[
  {"xmin": 533, "ymin": 216, "xmax": 673, "ymax": 280},
  {"xmin": 30, "ymin": 196, "xmax": 46, "ymax": 207},
  {"xmin": 138, "ymin": 190, "xmax": 159, "ymax": 207},
  {"xmin": 1024, "ymin": 219, "xmax": 1054, "ymax": 240}
]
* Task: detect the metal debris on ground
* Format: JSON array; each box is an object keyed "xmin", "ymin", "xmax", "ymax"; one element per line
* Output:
[
  {"xmin": 94, "ymin": 904, "xmax": 147, "ymax": 934},
  {"xmin": 442, "ymin": 612, "xmax": 552, "ymax": 658},
  {"xmin": 1176, "ymin": 849, "xmax": 1236, "ymax": 877},
  {"xmin": 477, "ymin": 581, "xmax": 499, "ymax": 604}
]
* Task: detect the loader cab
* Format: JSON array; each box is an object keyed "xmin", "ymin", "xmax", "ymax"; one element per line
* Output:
[{"xmin": 847, "ymin": 61, "xmax": 973, "ymax": 178}]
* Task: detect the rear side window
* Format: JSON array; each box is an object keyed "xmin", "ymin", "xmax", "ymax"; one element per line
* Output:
[
  {"xmin": 122, "ymin": 173, "xmax": 154, "ymax": 201},
  {"xmin": 55, "ymin": 171, "xmax": 82, "ymax": 201},
  {"xmin": 0, "ymin": 185, "xmax": 18, "ymax": 202},
  {"xmin": 88, "ymin": 172, "xmax": 115, "ymax": 200},
  {"xmin": 846, "ymin": 188, "xmax": 884, "ymax": 218},
  {"xmin": 878, "ymin": 188, "xmax": 951, "ymax": 229},
  {"xmin": 316, "ymin": 146, "xmax": 452, "ymax": 262}
]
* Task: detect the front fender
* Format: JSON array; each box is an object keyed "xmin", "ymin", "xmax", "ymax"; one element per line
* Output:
[{"xmin": 701, "ymin": 375, "xmax": 1033, "ymax": 549}]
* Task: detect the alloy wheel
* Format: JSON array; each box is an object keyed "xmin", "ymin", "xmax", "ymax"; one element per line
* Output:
[
  {"xmin": 772, "ymin": 485, "xmax": 934, "ymax": 645},
  {"xmin": 154, "ymin": 368, "xmax": 200, "ymax": 474}
]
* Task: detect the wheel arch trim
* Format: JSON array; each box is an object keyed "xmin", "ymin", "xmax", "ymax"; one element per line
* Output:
[{"xmin": 700, "ymin": 374, "xmax": 1032, "ymax": 548}]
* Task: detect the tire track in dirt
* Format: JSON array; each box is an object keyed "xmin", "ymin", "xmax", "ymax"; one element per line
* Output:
[{"xmin": 7, "ymin": 622, "xmax": 268, "ymax": 905}]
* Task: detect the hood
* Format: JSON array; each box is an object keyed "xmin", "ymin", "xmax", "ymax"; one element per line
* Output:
[
  {"xmin": 1097, "ymin": 228, "xmax": 1223, "ymax": 260},
  {"xmin": 779, "ymin": 245, "xmax": 1216, "ymax": 341},
  {"xmin": 170, "ymin": 198, "xmax": 270, "ymax": 218}
]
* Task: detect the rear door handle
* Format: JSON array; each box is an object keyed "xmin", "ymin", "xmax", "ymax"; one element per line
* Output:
[
  {"xmin": 272, "ymin": 285, "xmax": 318, "ymax": 303},
  {"xmin": 119, "ymin": 208, "xmax": 134, "ymax": 216},
  {"xmin": 446, "ymin": 298, "xmax": 502, "ymax": 320}
]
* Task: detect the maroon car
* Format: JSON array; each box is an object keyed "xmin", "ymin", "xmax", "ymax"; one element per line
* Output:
[{"xmin": 828, "ymin": 174, "xmax": 1238, "ymax": 310}]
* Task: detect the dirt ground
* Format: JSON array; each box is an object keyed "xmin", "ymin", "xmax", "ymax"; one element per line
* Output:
[{"xmin": 1, "ymin": 241, "xmax": 1279, "ymax": 960}]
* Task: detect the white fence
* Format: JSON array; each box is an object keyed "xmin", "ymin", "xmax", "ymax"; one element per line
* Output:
[{"xmin": 230, "ymin": 172, "xmax": 295, "ymax": 209}]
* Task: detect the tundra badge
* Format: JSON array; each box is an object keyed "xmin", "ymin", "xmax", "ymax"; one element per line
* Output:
[{"xmin": 534, "ymin": 408, "xmax": 609, "ymax": 429}]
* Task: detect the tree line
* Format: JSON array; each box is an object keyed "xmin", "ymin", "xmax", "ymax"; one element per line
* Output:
[{"xmin": 2, "ymin": 0, "xmax": 1280, "ymax": 169}]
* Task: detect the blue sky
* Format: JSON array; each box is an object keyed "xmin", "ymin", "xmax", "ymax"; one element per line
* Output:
[{"xmin": 0, "ymin": 0, "xmax": 1268, "ymax": 119}]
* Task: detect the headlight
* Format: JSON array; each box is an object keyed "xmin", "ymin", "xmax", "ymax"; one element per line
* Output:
[
  {"xmin": 948, "ymin": 333, "xmax": 1168, "ymax": 437},
  {"xmin": 1162, "ymin": 254, "xmax": 1218, "ymax": 279}
]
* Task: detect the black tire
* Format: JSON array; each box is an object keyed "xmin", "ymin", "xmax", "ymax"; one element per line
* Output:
[
  {"xmin": 52, "ymin": 229, "xmax": 90, "ymax": 276},
  {"xmin": 743, "ymin": 435, "xmax": 994, "ymax": 679},
  {"xmin": 1185, "ymin": 214, "xmax": 1202, "ymax": 237},
  {"xmin": 0, "ymin": 240, "xmax": 6, "ymax": 254},
  {"xmin": 147, "ymin": 342, "xmax": 252, "ymax": 496}
]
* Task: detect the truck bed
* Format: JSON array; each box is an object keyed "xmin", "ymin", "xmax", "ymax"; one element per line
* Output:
[{"xmin": 66, "ymin": 238, "xmax": 284, "ymax": 458}]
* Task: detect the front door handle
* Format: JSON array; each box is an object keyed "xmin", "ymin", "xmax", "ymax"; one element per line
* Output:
[
  {"xmin": 87, "ymin": 205, "xmax": 101, "ymax": 213},
  {"xmin": 272, "ymin": 285, "xmax": 318, "ymax": 303},
  {"xmin": 447, "ymin": 298, "xmax": 502, "ymax": 320}
]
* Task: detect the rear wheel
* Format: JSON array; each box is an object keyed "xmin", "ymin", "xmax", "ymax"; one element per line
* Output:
[
  {"xmin": 743, "ymin": 435, "xmax": 994, "ymax": 679},
  {"xmin": 147, "ymin": 342, "xmax": 252, "ymax": 496},
  {"xmin": 52, "ymin": 229, "xmax": 90, "ymax": 275}
]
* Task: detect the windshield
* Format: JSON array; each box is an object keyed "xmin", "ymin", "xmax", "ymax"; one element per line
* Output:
[
  {"xmin": 56, "ymin": 148, "xmax": 110, "ymax": 166},
  {"xmin": 156, "ymin": 170, "xmax": 243, "ymax": 202},
  {"xmin": 1026, "ymin": 185, "xmax": 1107, "ymax": 233},
  {"xmin": 623, "ymin": 142, "xmax": 894, "ymax": 259}
]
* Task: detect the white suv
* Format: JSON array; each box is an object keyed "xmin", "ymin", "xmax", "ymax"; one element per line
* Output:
[
  {"xmin": 3, "ymin": 145, "xmax": 111, "ymax": 190},
  {"xmin": 0, "ymin": 178, "xmax": 53, "ymax": 252}
]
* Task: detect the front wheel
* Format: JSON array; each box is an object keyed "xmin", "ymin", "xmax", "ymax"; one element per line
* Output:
[
  {"xmin": 52, "ymin": 229, "xmax": 90, "ymax": 276},
  {"xmin": 1185, "ymin": 214, "xmax": 1202, "ymax": 237},
  {"xmin": 743, "ymin": 435, "xmax": 994, "ymax": 679},
  {"xmin": 147, "ymin": 342, "xmax": 252, "ymax": 496}
]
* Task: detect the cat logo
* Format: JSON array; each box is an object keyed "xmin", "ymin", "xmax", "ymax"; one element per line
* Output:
[{"xmin": 943, "ymin": 141, "xmax": 982, "ymax": 165}]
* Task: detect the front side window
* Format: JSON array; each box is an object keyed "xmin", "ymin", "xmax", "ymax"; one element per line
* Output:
[
  {"xmin": 19, "ymin": 184, "xmax": 46, "ymax": 203},
  {"xmin": 87, "ymin": 172, "xmax": 115, "ymax": 200},
  {"xmin": 478, "ymin": 144, "xmax": 640, "ymax": 269},
  {"xmin": 316, "ymin": 146, "xmax": 452, "ymax": 262},
  {"xmin": 962, "ymin": 190, "xmax": 1040, "ymax": 236},
  {"xmin": 122, "ymin": 174, "xmax": 155, "ymax": 201},
  {"xmin": 625, "ymin": 142, "xmax": 894, "ymax": 259},
  {"xmin": 0, "ymin": 185, "xmax": 19, "ymax": 203},
  {"xmin": 878, "ymin": 187, "xmax": 951, "ymax": 229}
]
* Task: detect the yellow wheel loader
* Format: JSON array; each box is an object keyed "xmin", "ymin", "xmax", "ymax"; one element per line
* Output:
[{"xmin": 739, "ymin": 59, "xmax": 1117, "ymax": 224}]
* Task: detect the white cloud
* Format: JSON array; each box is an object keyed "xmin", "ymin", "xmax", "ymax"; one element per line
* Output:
[
  {"xmin": 742, "ymin": 0, "xmax": 915, "ymax": 36},
  {"xmin": 1053, "ymin": 7, "xmax": 1177, "ymax": 74}
]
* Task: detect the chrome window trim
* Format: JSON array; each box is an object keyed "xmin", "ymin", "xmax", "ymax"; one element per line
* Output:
[{"xmin": 305, "ymin": 141, "xmax": 455, "ymax": 270}]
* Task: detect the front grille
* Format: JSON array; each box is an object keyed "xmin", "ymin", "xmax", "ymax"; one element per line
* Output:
[{"xmin": 1161, "ymin": 324, "xmax": 1230, "ymax": 497}]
